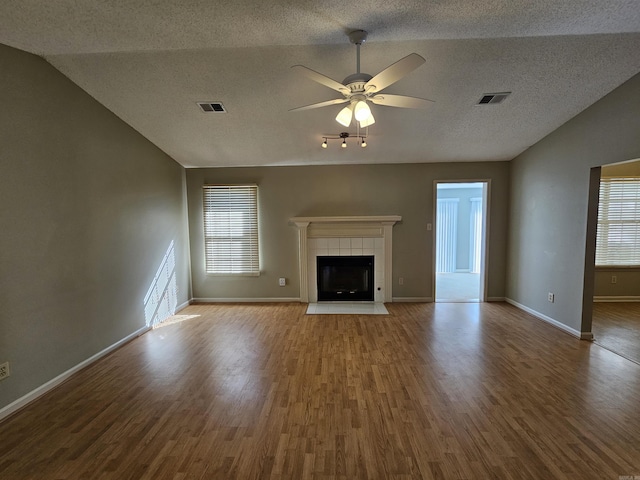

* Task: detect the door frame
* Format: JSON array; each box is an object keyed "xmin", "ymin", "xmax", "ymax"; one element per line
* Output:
[{"xmin": 432, "ymin": 179, "xmax": 491, "ymax": 302}]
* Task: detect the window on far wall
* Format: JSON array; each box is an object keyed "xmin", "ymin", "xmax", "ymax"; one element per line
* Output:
[
  {"xmin": 202, "ymin": 185, "xmax": 259, "ymax": 275},
  {"xmin": 596, "ymin": 177, "xmax": 640, "ymax": 266}
]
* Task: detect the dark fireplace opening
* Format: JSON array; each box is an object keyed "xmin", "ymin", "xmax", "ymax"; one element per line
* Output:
[{"xmin": 317, "ymin": 255, "xmax": 374, "ymax": 302}]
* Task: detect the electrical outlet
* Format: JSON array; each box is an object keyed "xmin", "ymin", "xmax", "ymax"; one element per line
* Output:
[
  {"xmin": 0, "ymin": 362, "xmax": 9, "ymax": 381},
  {"xmin": 548, "ymin": 293, "xmax": 555, "ymax": 303},
  {"xmin": 278, "ymin": 277, "xmax": 286, "ymax": 287},
  {"xmin": 611, "ymin": 275, "xmax": 617, "ymax": 284},
  {"xmin": 398, "ymin": 277, "xmax": 404, "ymax": 285}
]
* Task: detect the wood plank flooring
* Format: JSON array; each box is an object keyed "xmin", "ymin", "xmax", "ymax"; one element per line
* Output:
[
  {"xmin": 592, "ymin": 302, "xmax": 640, "ymax": 364},
  {"xmin": 1, "ymin": 302, "xmax": 639, "ymax": 479}
]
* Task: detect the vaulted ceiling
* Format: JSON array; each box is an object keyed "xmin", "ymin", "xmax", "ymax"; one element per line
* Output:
[{"xmin": 1, "ymin": 1, "xmax": 639, "ymax": 168}]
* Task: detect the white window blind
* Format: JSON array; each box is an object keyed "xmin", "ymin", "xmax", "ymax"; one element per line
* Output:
[
  {"xmin": 436, "ymin": 198, "xmax": 458, "ymax": 273},
  {"xmin": 596, "ymin": 177, "xmax": 640, "ymax": 266},
  {"xmin": 203, "ymin": 185, "xmax": 259, "ymax": 275}
]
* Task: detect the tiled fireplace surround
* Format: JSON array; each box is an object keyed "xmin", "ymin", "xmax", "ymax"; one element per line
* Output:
[{"xmin": 290, "ymin": 216, "xmax": 401, "ymax": 303}]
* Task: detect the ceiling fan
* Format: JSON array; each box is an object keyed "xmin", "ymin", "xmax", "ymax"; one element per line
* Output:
[{"xmin": 290, "ymin": 30, "xmax": 433, "ymax": 128}]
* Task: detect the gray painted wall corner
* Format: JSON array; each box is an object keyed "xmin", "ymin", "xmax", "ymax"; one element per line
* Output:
[
  {"xmin": 507, "ymin": 72, "xmax": 640, "ymax": 333},
  {"xmin": 0, "ymin": 43, "xmax": 190, "ymax": 411}
]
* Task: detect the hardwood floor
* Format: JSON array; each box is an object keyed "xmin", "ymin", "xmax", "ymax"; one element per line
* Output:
[
  {"xmin": 1, "ymin": 302, "xmax": 639, "ymax": 479},
  {"xmin": 592, "ymin": 302, "xmax": 640, "ymax": 364}
]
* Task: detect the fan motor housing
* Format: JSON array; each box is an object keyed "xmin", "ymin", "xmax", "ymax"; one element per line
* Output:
[{"xmin": 342, "ymin": 73, "xmax": 373, "ymax": 92}]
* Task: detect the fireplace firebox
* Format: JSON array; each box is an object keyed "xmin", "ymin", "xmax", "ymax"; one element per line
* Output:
[{"xmin": 317, "ymin": 256, "xmax": 374, "ymax": 301}]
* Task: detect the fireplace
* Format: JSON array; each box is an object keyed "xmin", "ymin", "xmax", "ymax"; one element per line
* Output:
[
  {"xmin": 289, "ymin": 216, "xmax": 401, "ymax": 303},
  {"xmin": 317, "ymin": 256, "xmax": 374, "ymax": 301}
]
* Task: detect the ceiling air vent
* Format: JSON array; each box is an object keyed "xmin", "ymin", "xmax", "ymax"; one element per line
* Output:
[
  {"xmin": 197, "ymin": 101, "xmax": 227, "ymax": 113},
  {"xmin": 476, "ymin": 92, "xmax": 511, "ymax": 105}
]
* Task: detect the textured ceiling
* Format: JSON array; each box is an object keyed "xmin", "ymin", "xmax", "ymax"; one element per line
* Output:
[{"xmin": 1, "ymin": 1, "xmax": 639, "ymax": 168}]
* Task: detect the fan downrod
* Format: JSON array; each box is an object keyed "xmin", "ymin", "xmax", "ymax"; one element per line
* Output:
[{"xmin": 347, "ymin": 30, "xmax": 369, "ymax": 78}]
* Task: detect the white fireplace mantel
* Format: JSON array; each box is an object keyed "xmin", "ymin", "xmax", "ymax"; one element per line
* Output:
[{"xmin": 290, "ymin": 215, "xmax": 401, "ymax": 303}]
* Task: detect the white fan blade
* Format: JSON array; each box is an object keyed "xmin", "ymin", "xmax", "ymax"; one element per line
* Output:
[
  {"xmin": 364, "ymin": 53, "xmax": 426, "ymax": 93},
  {"xmin": 369, "ymin": 94, "xmax": 434, "ymax": 109},
  {"xmin": 291, "ymin": 65, "xmax": 350, "ymax": 93},
  {"xmin": 289, "ymin": 98, "xmax": 349, "ymax": 112}
]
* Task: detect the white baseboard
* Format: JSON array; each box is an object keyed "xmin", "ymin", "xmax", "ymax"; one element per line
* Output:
[
  {"xmin": 505, "ymin": 298, "xmax": 584, "ymax": 339},
  {"xmin": 392, "ymin": 297, "xmax": 433, "ymax": 302},
  {"xmin": 593, "ymin": 296, "xmax": 640, "ymax": 303},
  {"xmin": 0, "ymin": 325, "xmax": 150, "ymax": 423},
  {"xmin": 392, "ymin": 297, "xmax": 504, "ymax": 303},
  {"xmin": 191, "ymin": 297, "xmax": 301, "ymax": 303}
]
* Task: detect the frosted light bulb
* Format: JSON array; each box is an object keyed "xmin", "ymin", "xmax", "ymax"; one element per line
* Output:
[{"xmin": 354, "ymin": 101, "xmax": 371, "ymax": 122}]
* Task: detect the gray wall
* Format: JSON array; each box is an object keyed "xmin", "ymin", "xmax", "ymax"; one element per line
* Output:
[
  {"xmin": 508, "ymin": 72, "xmax": 640, "ymax": 333},
  {"xmin": 594, "ymin": 268, "xmax": 640, "ymax": 297},
  {"xmin": 0, "ymin": 44, "xmax": 191, "ymax": 410},
  {"xmin": 186, "ymin": 163, "xmax": 509, "ymax": 300},
  {"xmin": 601, "ymin": 161, "xmax": 640, "ymax": 177}
]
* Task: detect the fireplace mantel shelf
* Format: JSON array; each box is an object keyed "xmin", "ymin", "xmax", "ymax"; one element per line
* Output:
[{"xmin": 290, "ymin": 215, "xmax": 401, "ymax": 226}]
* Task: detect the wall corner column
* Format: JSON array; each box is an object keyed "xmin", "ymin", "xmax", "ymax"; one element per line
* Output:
[
  {"xmin": 293, "ymin": 221, "xmax": 310, "ymax": 303},
  {"xmin": 382, "ymin": 221, "xmax": 395, "ymax": 303}
]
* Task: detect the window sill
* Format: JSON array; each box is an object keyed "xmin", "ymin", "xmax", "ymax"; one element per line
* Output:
[
  {"xmin": 595, "ymin": 265, "xmax": 640, "ymax": 270},
  {"xmin": 206, "ymin": 272, "xmax": 260, "ymax": 277}
]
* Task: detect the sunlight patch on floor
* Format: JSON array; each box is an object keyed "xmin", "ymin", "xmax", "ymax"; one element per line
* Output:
[{"xmin": 154, "ymin": 314, "xmax": 201, "ymax": 329}]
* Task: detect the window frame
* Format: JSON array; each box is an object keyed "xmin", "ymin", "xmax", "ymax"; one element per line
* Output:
[
  {"xmin": 595, "ymin": 176, "xmax": 640, "ymax": 267},
  {"xmin": 202, "ymin": 184, "xmax": 260, "ymax": 276}
]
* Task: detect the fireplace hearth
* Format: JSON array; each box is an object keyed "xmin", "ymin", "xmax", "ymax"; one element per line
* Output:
[{"xmin": 317, "ymin": 256, "xmax": 374, "ymax": 301}]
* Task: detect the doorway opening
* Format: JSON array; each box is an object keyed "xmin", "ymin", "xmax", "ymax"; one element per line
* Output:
[
  {"xmin": 585, "ymin": 159, "xmax": 640, "ymax": 363},
  {"xmin": 434, "ymin": 181, "xmax": 488, "ymax": 302}
]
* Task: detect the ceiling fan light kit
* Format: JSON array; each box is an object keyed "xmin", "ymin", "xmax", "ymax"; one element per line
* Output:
[
  {"xmin": 290, "ymin": 29, "xmax": 434, "ymax": 141},
  {"xmin": 335, "ymin": 100, "xmax": 375, "ymax": 128}
]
